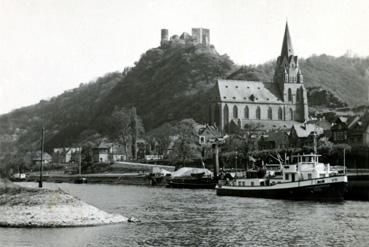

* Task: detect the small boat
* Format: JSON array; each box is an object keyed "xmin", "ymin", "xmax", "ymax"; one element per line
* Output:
[
  {"xmin": 167, "ymin": 167, "xmax": 217, "ymax": 189},
  {"xmin": 216, "ymin": 153, "xmax": 347, "ymax": 201}
]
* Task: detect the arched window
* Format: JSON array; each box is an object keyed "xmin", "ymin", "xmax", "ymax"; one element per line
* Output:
[
  {"xmin": 289, "ymin": 108, "xmax": 294, "ymax": 120},
  {"xmin": 296, "ymin": 88, "xmax": 301, "ymax": 102},
  {"xmin": 233, "ymin": 105, "xmax": 238, "ymax": 119},
  {"xmin": 288, "ymin": 88, "xmax": 292, "ymax": 102},
  {"xmin": 223, "ymin": 104, "xmax": 229, "ymax": 125},
  {"xmin": 300, "ymin": 87, "xmax": 304, "ymax": 102},
  {"xmin": 214, "ymin": 104, "xmax": 220, "ymax": 125},
  {"xmin": 268, "ymin": 107, "xmax": 272, "ymax": 120},
  {"xmin": 244, "ymin": 106, "xmax": 249, "ymax": 119},
  {"xmin": 278, "ymin": 107, "xmax": 283, "ymax": 120},
  {"xmin": 256, "ymin": 106, "xmax": 261, "ymax": 120}
]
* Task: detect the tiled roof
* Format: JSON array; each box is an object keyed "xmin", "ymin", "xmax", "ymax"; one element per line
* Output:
[
  {"xmin": 292, "ymin": 123, "xmax": 323, "ymax": 138},
  {"xmin": 32, "ymin": 151, "xmax": 52, "ymax": 161},
  {"xmin": 217, "ymin": 79, "xmax": 282, "ymax": 103},
  {"xmin": 98, "ymin": 142, "xmax": 111, "ymax": 149}
]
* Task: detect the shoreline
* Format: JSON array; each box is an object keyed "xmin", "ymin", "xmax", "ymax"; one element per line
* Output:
[{"xmin": 0, "ymin": 180, "xmax": 128, "ymax": 228}]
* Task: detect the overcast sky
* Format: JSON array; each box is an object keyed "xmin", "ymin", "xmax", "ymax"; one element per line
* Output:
[{"xmin": 1, "ymin": 0, "xmax": 368, "ymax": 114}]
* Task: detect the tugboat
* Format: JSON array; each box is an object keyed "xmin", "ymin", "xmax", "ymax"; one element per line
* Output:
[{"xmin": 216, "ymin": 153, "xmax": 347, "ymax": 201}]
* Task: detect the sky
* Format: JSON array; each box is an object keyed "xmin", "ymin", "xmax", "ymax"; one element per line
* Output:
[{"xmin": 1, "ymin": 0, "xmax": 369, "ymax": 114}]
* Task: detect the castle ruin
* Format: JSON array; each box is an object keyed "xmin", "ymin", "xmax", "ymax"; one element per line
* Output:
[{"xmin": 160, "ymin": 28, "xmax": 210, "ymax": 46}]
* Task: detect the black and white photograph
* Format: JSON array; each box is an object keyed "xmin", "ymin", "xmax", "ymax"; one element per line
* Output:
[{"xmin": 1, "ymin": 0, "xmax": 369, "ymax": 246}]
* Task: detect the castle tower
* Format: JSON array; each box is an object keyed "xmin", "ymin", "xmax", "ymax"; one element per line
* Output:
[
  {"xmin": 191, "ymin": 28, "xmax": 210, "ymax": 46},
  {"xmin": 161, "ymin": 29, "xmax": 169, "ymax": 45}
]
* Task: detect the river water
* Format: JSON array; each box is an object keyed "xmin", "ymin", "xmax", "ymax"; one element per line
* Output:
[{"xmin": 1, "ymin": 182, "xmax": 369, "ymax": 247}]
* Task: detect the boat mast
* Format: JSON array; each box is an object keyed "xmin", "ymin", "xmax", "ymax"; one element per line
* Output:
[{"xmin": 313, "ymin": 126, "xmax": 317, "ymax": 155}]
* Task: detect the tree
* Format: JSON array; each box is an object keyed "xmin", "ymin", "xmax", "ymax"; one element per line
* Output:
[
  {"xmin": 168, "ymin": 120, "xmax": 201, "ymax": 166},
  {"xmin": 105, "ymin": 106, "xmax": 145, "ymax": 160}
]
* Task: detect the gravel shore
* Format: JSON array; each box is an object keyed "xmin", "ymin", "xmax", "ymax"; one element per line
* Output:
[{"xmin": 0, "ymin": 179, "xmax": 127, "ymax": 227}]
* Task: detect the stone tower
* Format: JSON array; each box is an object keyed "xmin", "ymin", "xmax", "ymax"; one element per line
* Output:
[
  {"xmin": 161, "ymin": 29, "xmax": 169, "ymax": 45},
  {"xmin": 273, "ymin": 22, "xmax": 308, "ymax": 121},
  {"xmin": 191, "ymin": 28, "xmax": 210, "ymax": 46}
]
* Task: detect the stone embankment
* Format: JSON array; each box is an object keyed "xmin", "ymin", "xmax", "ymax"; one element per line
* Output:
[{"xmin": 0, "ymin": 179, "xmax": 127, "ymax": 227}]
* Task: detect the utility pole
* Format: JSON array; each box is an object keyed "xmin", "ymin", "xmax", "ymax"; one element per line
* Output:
[
  {"xmin": 214, "ymin": 143, "xmax": 219, "ymax": 178},
  {"xmin": 78, "ymin": 147, "xmax": 82, "ymax": 175},
  {"xmin": 235, "ymin": 151, "xmax": 238, "ymax": 178},
  {"xmin": 38, "ymin": 127, "xmax": 44, "ymax": 188},
  {"xmin": 343, "ymin": 148, "xmax": 346, "ymax": 174}
]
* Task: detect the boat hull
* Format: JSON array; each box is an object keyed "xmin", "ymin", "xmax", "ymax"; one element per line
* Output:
[
  {"xmin": 167, "ymin": 177, "xmax": 217, "ymax": 189},
  {"xmin": 216, "ymin": 178, "xmax": 347, "ymax": 201}
]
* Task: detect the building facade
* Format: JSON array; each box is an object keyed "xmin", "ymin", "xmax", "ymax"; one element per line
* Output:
[{"xmin": 210, "ymin": 23, "xmax": 308, "ymax": 132}]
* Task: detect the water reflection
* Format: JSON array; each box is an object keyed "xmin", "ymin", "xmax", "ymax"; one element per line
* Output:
[{"xmin": 1, "ymin": 183, "xmax": 369, "ymax": 246}]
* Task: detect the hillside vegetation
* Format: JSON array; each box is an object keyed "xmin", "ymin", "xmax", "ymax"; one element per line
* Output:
[{"xmin": 0, "ymin": 41, "xmax": 368, "ymax": 163}]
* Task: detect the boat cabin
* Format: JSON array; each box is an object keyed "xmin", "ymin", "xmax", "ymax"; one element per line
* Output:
[{"xmin": 281, "ymin": 154, "xmax": 332, "ymax": 183}]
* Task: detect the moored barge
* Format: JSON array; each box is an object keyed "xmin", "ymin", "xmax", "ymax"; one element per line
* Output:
[{"xmin": 216, "ymin": 154, "xmax": 347, "ymax": 201}]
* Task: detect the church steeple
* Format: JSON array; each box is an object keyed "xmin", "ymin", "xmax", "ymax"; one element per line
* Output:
[{"xmin": 281, "ymin": 22, "xmax": 294, "ymax": 58}]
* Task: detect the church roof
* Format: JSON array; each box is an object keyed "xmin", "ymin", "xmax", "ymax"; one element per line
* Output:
[
  {"xmin": 217, "ymin": 79, "xmax": 282, "ymax": 103},
  {"xmin": 281, "ymin": 22, "xmax": 294, "ymax": 58}
]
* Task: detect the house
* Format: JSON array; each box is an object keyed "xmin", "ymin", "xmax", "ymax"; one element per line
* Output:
[
  {"xmin": 195, "ymin": 124, "xmax": 222, "ymax": 145},
  {"xmin": 258, "ymin": 130, "xmax": 289, "ymax": 150},
  {"xmin": 330, "ymin": 117, "xmax": 351, "ymax": 144},
  {"xmin": 32, "ymin": 151, "xmax": 52, "ymax": 166},
  {"xmin": 193, "ymin": 124, "xmax": 222, "ymax": 159},
  {"xmin": 93, "ymin": 142, "xmax": 127, "ymax": 163},
  {"xmin": 289, "ymin": 123, "xmax": 323, "ymax": 148},
  {"xmin": 346, "ymin": 112, "xmax": 369, "ymax": 146},
  {"xmin": 210, "ymin": 22, "xmax": 308, "ymax": 132},
  {"xmin": 53, "ymin": 147, "xmax": 81, "ymax": 164}
]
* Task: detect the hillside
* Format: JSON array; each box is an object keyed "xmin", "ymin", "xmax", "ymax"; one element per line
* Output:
[
  {"xmin": 0, "ymin": 41, "xmax": 369, "ymax": 162},
  {"xmin": 100, "ymin": 42, "xmax": 234, "ymax": 130}
]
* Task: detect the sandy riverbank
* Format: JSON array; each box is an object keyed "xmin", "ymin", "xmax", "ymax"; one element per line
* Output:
[{"xmin": 0, "ymin": 179, "xmax": 127, "ymax": 227}]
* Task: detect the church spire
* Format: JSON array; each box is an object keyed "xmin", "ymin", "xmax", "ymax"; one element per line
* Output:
[{"xmin": 281, "ymin": 22, "xmax": 294, "ymax": 58}]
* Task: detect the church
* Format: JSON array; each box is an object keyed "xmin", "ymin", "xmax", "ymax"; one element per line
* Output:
[{"xmin": 210, "ymin": 23, "xmax": 309, "ymax": 132}]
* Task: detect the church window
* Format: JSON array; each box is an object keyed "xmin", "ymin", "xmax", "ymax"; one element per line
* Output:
[
  {"xmin": 296, "ymin": 88, "xmax": 301, "ymax": 102},
  {"xmin": 290, "ymin": 108, "xmax": 294, "ymax": 120},
  {"xmin": 278, "ymin": 107, "xmax": 283, "ymax": 120},
  {"xmin": 268, "ymin": 107, "xmax": 272, "ymax": 120},
  {"xmin": 233, "ymin": 105, "xmax": 238, "ymax": 119},
  {"xmin": 256, "ymin": 106, "xmax": 261, "ymax": 120},
  {"xmin": 288, "ymin": 88, "xmax": 292, "ymax": 102},
  {"xmin": 224, "ymin": 104, "xmax": 229, "ymax": 125},
  {"xmin": 244, "ymin": 106, "xmax": 249, "ymax": 119}
]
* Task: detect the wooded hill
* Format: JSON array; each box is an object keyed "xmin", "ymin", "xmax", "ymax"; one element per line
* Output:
[{"xmin": 0, "ymin": 41, "xmax": 368, "ymax": 156}]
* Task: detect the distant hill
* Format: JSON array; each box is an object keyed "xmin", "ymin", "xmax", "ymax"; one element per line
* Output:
[{"xmin": 0, "ymin": 41, "xmax": 368, "ymax": 158}]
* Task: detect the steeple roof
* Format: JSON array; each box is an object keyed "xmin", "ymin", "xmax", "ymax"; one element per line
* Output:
[{"xmin": 280, "ymin": 22, "xmax": 294, "ymax": 58}]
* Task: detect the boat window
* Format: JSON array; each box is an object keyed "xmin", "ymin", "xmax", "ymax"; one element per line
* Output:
[
  {"xmin": 238, "ymin": 181, "xmax": 242, "ymax": 186},
  {"xmin": 242, "ymin": 181, "xmax": 245, "ymax": 186},
  {"xmin": 251, "ymin": 182, "xmax": 254, "ymax": 186},
  {"xmin": 285, "ymin": 174, "xmax": 289, "ymax": 180},
  {"xmin": 260, "ymin": 181, "xmax": 265, "ymax": 186},
  {"xmin": 308, "ymin": 173, "xmax": 312, "ymax": 179}
]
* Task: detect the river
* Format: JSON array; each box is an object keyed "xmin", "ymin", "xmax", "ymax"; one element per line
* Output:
[{"xmin": 1, "ymin": 182, "xmax": 369, "ymax": 247}]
